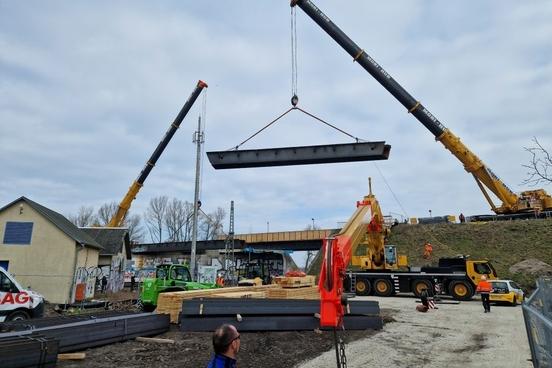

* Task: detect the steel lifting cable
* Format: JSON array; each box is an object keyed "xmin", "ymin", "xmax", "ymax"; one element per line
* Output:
[
  {"xmin": 291, "ymin": 6, "xmax": 298, "ymax": 105},
  {"xmin": 227, "ymin": 5, "xmax": 363, "ymax": 151}
]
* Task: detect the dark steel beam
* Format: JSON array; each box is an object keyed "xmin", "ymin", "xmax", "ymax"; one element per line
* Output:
[
  {"xmin": 0, "ymin": 313, "xmax": 170, "ymax": 353},
  {"xmin": 207, "ymin": 142, "xmax": 391, "ymax": 169},
  {"xmin": 132, "ymin": 239, "xmax": 246, "ymax": 254},
  {"xmin": 182, "ymin": 298, "xmax": 380, "ymax": 316},
  {"xmin": 180, "ymin": 315, "xmax": 383, "ymax": 332},
  {"xmin": 0, "ymin": 334, "xmax": 58, "ymax": 368}
]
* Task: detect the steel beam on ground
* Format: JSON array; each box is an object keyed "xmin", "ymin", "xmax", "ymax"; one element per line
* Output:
[
  {"xmin": 207, "ymin": 142, "xmax": 391, "ymax": 169},
  {"xmin": 180, "ymin": 315, "xmax": 383, "ymax": 332},
  {"xmin": 0, "ymin": 334, "xmax": 59, "ymax": 368},
  {"xmin": 0, "ymin": 313, "xmax": 170, "ymax": 353},
  {"xmin": 182, "ymin": 298, "xmax": 380, "ymax": 316}
]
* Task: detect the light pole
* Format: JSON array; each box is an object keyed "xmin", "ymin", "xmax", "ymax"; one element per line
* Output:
[
  {"xmin": 311, "ymin": 218, "xmax": 315, "ymax": 229},
  {"xmin": 429, "ymin": 209, "xmax": 432, "ymax": 217}
]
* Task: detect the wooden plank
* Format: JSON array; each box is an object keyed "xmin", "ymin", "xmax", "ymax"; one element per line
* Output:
[
  {"xmin": 266, "ymin": 286, "xmax": 320, "ymax": 300},
  {"xmin": 278, "ymin": 275, "xmax": 316, "ymax": 288},
  {"xmin": 136, "ymin": 337, "xmax": 175, "ymax": 344},
  {"xmin": 156, "ymin": 285, "xmax": 278, "ymax": 323},
  {"xmin": 211, "ymin": 291, "xmax": 266, "ymax": 299},
  {"xmin": 58, "ymin": 353, "xmax": 86, "ymax": 361}
]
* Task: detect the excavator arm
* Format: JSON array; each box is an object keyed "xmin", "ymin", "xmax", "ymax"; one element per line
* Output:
[
  {"xmin": 107, "ymin": 80, "xmax": 208, "ymax": 227},
  {"xmin": 291, "ymin": 0, "xmax": 552, "ymax": 215}
]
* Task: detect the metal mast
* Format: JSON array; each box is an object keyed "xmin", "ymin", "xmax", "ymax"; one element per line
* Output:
[
  {"xmin": 190, "ymin": 116, "xmax": 204, "ymax": 281},
  {"xmin": 224, "ymin": 201, "xmax": 235, "ymax": 278}
]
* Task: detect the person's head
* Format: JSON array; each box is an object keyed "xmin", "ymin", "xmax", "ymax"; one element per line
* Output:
[
  {"xmin": 481, "ymin": 275, "xmax": 487, "ymax": 281},
  {"xmin": 212, "ymin": 324, "xmax": 240, "ymax": 358}
]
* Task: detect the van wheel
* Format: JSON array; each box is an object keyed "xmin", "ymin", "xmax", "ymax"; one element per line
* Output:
[
  {"xmin": 449, "ymin": 280, "xmax": 474, "ymax": 301},
  {"xmin": 355, "ymin": 279, "xmax": 371, "ymax": 296},
  {"xmin": 373, "ymin": 279, "xmax": 393, "ymax": 297},
  {"xmin": 412, "ymin": 279, "xmax": 432, "ymax": 297},
  {"xmin": 7, "ymin": 310, "xmax": 30, "ymax": 321}
]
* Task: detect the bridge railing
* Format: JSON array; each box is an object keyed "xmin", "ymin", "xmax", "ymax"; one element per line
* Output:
[{"xmin": 523, "ymin": 277, "xmax": 552, "ymax": 367}]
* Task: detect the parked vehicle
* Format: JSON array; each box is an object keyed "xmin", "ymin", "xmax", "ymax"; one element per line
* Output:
[
  {"xmin": 140, "ymin": 264, "xmax": 219, "ymax": 311},
  {"xmin": 489, "ymin": 279, "xmax": 524, "ymax": 306},
  {"xmin": 0, "ymin": 267, "xmax": 44, "ymax": 322}
]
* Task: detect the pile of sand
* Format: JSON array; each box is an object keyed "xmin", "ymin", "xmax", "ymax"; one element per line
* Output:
[{"xmin": 509, "ymin": 258, "xmax": 552, "ymax": 276}]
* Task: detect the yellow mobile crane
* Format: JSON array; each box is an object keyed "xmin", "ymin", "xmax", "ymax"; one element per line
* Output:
[
  {"xmin": 291, "ymin": 0, "xmax": 552, "ymax": 218},
  {"xmin": 343, "ymin": 179, "xmax": 497, "ymax": 301},
  {"xmin": 108, "ymin": 80, "xmax": 208, "ymax": 227}
]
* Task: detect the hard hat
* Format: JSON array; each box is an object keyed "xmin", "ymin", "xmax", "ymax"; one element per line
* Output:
[{"xmin": 480, "ymin": 275, "xmax": 487, "ymax": 280}]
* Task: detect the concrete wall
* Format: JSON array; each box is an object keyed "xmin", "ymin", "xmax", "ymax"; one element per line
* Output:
[{"xmin": 0, "ymin": 200, "xmax": 98, "ymax": 303}]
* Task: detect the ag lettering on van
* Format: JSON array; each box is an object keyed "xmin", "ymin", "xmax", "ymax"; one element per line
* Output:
[{"xmin": 0, "ymin": 291, "xmax": 30, "ymax": 305}]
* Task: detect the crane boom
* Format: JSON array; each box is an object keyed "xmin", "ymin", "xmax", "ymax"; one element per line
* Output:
[
  {"xmin": 291, "ymin": 0, "xmax": 552, "ymax": 215},
  {"xmin": 319, "ymin": 192, "xmax": 374, "ymax": 327},
  {"xmin": 107, "ymin": 80, "xmax": 208, "ymax": 227}
]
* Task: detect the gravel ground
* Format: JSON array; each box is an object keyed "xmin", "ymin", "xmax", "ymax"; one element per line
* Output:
[{"xmin": 298, "ymin": 295, "xmax": 533, "ymax": 368}]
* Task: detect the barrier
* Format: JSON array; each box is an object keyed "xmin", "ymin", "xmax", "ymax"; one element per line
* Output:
[{"xmin": 522, "ymin": 277, "xmax": 552, "ymax": 367}]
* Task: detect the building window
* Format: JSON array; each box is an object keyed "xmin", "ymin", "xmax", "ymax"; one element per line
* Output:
[{"xmin": 3, "ymin": 222, "xmax": 34, "ymax": 244}]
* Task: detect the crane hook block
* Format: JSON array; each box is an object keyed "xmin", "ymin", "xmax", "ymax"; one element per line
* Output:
[{"xmin": 291, "ymin": 94, "xmax": 299, "ymax": 107}]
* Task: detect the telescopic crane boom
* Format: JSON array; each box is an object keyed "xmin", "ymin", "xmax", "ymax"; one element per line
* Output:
[
  {"xmin": 107, "ymin": 80, "xmax": 208, "ymax": 227},
  {"xmin": 291, "ymin": 0, "xmax": 552, "ymax": 215}
]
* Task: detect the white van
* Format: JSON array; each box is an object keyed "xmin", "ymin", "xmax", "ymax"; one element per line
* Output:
[{"xmin": 0, "ymin": 268, "xmax": 44, "ymax": 322}]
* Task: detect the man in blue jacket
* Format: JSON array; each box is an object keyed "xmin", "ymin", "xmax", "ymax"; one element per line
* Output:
[{"xmin": 207, "ymin": 324, "xmax": 240, "ymax": 368}]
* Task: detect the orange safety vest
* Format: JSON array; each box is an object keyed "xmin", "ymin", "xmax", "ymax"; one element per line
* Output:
[{"xmin": 476, "ymin": 280, "xmax": 492, "ymax": 293}]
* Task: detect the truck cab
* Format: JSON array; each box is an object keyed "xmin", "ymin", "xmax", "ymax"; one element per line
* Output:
[{"xmin": 0, "ymin": 268, "xmax": 44, "ymax": 322}]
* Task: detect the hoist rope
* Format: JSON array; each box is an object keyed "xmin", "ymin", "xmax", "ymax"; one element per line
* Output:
[
  {"xmin": 295, "ymin": 107, "xmax": 363, "ymax": 142},
  {"xmin": 290, "ymin": 6, "xmax": 298, "ymax": 98},
  {"xmin": 227, "ymin": 106, "xmax": 364, "ymax": 151}
]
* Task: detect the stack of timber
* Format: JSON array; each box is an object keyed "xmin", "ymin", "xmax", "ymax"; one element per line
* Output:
[
  {"xmin": 156, "ymin": 285, "xmax": 278, "ymax": 323},
  {"xmin": 274, "ymin": 275, "xmax": 316, "ymax": 288},
  {"xmin": 266, "ymin": 285, "xmax": 319, "ymax": 299},
  {"xmin": 180, "ymin": 298, "xmax": 383, "ymax": 332}
]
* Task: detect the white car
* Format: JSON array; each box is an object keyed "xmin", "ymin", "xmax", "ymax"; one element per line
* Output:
[
  {"xmin": 489, "ymin": 279, "xmax": 525, "ymax": 306},
  {"xmin": 0, "ymin": 268, "xmax": 44, "ymax": 322}
]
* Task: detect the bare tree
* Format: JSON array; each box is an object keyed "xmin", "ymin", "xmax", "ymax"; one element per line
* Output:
[
  {"xmin": 145, "ymin": 196, "xmax": 168, "ymax": 243},
  {"xmin": 125, "ymin": 213, "xmax": 144, "ymax": 243},
  {"xmin": 165, "ymin": 198, "xmax": 188, "ymax": 241},
  {"xmin": 199, "ymin": 207, "xmax": 226, "ymax": 240},
  {"xmin": 523, "ymin": 137, "xmax": 552, "ymax": 186},
  {"xmin": 97, "ymin": 201, "xmax": 118, "ymax": 226},
  {"xmin": 68, "ymin": 206, "xmax": 97, "ymax": 227}
]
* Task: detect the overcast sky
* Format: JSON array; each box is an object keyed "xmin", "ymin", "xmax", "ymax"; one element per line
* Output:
[{"xmin": 1, "ymin": 1, "xmax": 551, "ymax": 239}]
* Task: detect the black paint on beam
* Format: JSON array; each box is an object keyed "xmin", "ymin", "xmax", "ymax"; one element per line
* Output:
[
  {"xmin": 207, "ymin": 141, "xmax": 391, "ymax": 169},
  {"xmin": 180, "ymin": 315, "xmax": 383, "ymax": 332},
  {"xmin": 181, "ymin": 298, "xmax": 380, "ymax": 316}
]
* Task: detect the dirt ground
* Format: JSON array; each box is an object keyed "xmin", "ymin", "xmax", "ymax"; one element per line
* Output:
[
  {"xmin": 51, "ymin": 291, "xmax": 532, "ymax": 367},
  {"xmin": 52, "ymin": 289, "xmax": 381, "ymax": 368},
  {"xmin": 299, "ymin": 295, "xmax": 533, "ymax": 368},
  {"xmin": 56, "ymin": 326, "xmax": 378, "ymax": 368}
]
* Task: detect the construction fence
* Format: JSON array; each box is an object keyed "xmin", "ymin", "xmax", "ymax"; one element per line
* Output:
[{"xmin": 523, "ymin": 277, "xmax": 552, "ymax": 368}]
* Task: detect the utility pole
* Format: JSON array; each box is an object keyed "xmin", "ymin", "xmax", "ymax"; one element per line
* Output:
[
  {"xmin": 224, "ymin": 201, "xmax": 235, "ymax": 282},
  {"xmin": 190, "ymin": 116, "xmax": 204, "ymax": 281}
]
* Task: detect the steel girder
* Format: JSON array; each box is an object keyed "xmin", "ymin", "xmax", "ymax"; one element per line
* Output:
[
  {"xmin": 179, "ymin": 298, "xmax": 383, "ymax": 332},
  {"xmin": 207, "ymin": 142, "xmax": 391, "ymax": 169},
  {"xmin": 0, "ymin": 312, "xmax": 170, "ymax": 353},
  {"xmin": 0, "ymin": 334, "xmax": 58, "ymax": 368}
]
